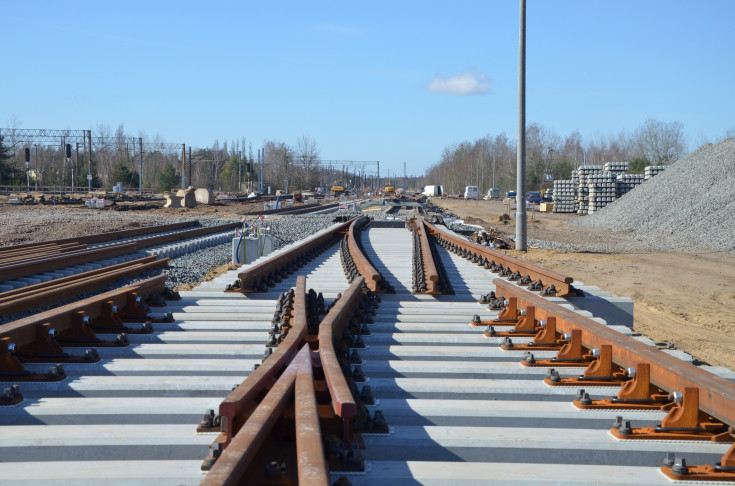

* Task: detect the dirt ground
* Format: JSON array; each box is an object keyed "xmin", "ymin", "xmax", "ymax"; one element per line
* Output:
[
  {"xmin": 3, "ymin": 198, "xmax": 734, "ymax": 368},
  {"xmin": 435, "ymin": 198, "xmax": 735, "ymax": 368}
]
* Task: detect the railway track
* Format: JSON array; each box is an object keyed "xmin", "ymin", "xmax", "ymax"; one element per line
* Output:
[{"xmin": 1, "ymin": 213, "xmax": 734, "ymax": 484}]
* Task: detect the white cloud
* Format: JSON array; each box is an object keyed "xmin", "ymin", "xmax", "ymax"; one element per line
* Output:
[
  {"xmin": 427, "ymin": 69, "xmax": 490, "ymax": 95},
  {"xmin": 318, "ymin": 24, "xmax": 361, "ymax": 36}
]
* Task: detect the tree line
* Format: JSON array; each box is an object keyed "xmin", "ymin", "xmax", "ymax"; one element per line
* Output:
[
  {"xmin": 423, "ymin": 118, "xmax": 699, "ymax": 196},
  {"xmin": 0, "ymin": 124, "xmax": 331, "ymax": 193}
]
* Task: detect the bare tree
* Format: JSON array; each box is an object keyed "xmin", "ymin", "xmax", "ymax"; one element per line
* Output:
[
  {"xmin": 295, "ymin": 135, "xmax": 320, "ymax": 190},
  {"xmin": 633, "ymin": 118, "xmax": 687, "ymax": 164}
]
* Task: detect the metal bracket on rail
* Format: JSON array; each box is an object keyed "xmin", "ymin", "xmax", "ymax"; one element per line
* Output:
[
  {"xmin": 90, "ymin": 300, "xmax": 154, "ymax": 334},
  {"xmin": 13, "ymin": 323, "xmax": 101, "ymax": 364},
  {"xmin": 573, "ymin": 362, "xmax": 672, "ymax": 411},
  {"xmin": 500, "ymin": 316, "xmax": 563, "ymax": 351},
  {"xmin": 0, "ymin": 336, "xmax": 67, "ymax": 382},
  {"xmin": 611, "ymin": 387, "xmax": 733, "ymax": 442},
  {"xmin": 120, "ymin": 292, "xmax": 173, "ymax": 323},
  {"xmin": 471, "ymin": 297, "xmax": 519, "ymax": 326},
  {"xmin": 661, "ymin": 433, "xmax": 735, "ymax": 481},
  {"xmin": 520, "ymin": 329, "xmax": 593, "ymax": 367},
  {"xmin": 543, "ymin": 345, "xmax": 627, "ymax": 386},
  {"xmin": 55, "ymin": 311, "xmax": 126, "ymax": 348},
  {"xmin": 485, "ymin": 305, "xmax": 539, "ymax": 337}
]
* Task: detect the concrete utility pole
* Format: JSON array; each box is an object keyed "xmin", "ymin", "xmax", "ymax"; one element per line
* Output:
[
  {"xmin": 515, "ymin": 0, "xmax": 527, "ymax": 251},
  {"xmin": 188, "ymin": 146, "xmax": 192, "ymax": 187}
]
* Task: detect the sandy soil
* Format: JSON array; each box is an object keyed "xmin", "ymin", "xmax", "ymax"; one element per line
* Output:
[{"xmin": 435, "ymin": 198, "xmax": 735, "ymax": 368}]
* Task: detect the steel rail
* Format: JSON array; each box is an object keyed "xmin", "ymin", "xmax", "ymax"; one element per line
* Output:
[
  {"xmin": 1, "ymin": 222, "xmax": 237, "ymax": 283},
  {"xmin": 409, "ymin": 216, "xmax": 439, "ymax": 293},
  {"xmin": 494, "ymin": 278, "xmax": 735, "ymax": 427},
  {"xmin": 3, "ymin": 221, "xmax": 197, "ymax": 250},
  {"xmin": 295, "ymin": 348, "xmax": 330, "ymax": 485},
  {"xmin": 0, "ymin": 256, "xmax": 170, "ymax": 315},
  {"xmin": 0, "ymin": 275, "xmax": 168, "ymax": 377},
  {"xmin": 318, "ymin": 277, "xmax": 365, "ymax": 444},
  {"xmin": 233, "ymin": 219, "xmax": 355, "ymax": 293},
  {"xmin": 347, "ymin": 217, "xmax": 382, "ymax": 291},
  {"xmin": 0, "ymin": 243, "xmax": 88, "ymax": 262},
  {"xmin": 202, "ymin": 346, "xmax": 329, "ymax": 486},
  {"xmin": 218, "ymin": 276, "xmax": 308, "ymax": 444},
  {"xmin": 0, "ymin": 243, "xmax": 139, "ymax": 282},
  {"xmin": 423, "ymin": 218, "xmax": 574, "ymax": 296},
  {"xmin": 0, "ymin": 275, "xmax": 167, "ymax": 343}
]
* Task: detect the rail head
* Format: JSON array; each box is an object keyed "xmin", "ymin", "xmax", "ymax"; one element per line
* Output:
[
  {"xmin": 347, "ymin": 217, "xmax": 381, "ymax": 291},
  {"xmin": 423, "ymin": 218, "xmax": 574, "ymax": 296},
  {"xmin": 318, "ymin": 277, "xmax": 365, "ymax": 420},
  {"xmin": 203, "ymin": 347, "xmax": 316, "ymax": 486},
  {"xmin": 413, "ymin": 216, "xmax": 439, "ymax": 290},
  {"xmin": 219, "ymin": 276, "xmax": 307, "ymax": 442},
  {"xmin": 493, "ymin": 278, "xmax": 735, "ymax": 427}
]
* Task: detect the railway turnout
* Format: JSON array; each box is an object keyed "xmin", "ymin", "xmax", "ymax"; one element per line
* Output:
[{"xmin": 1, "ymin": 212, "xmax": 734, "ymax": 484}]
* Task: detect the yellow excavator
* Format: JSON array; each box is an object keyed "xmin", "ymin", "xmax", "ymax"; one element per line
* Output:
[
  {"xmin": 383, "ymin": 181, "xmax": 396, "ymax": 196},
  {"xmin": 330, "ymin": 183, "xmax": 345, "ymax": 196}
]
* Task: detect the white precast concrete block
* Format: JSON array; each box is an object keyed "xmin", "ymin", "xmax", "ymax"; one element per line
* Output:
[{"xmin": 232, "ymin": 234, "xmax": 274, "ymax": 264}]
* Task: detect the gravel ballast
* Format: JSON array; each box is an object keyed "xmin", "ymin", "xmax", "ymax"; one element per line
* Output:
[{"xmin": 570, "ymin": 139, "xmax": 735, "ymax": 252}]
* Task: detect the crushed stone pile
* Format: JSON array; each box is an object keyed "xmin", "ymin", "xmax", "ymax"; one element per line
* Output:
[{"xmin": 570, "ymin": 138, "xmax": 735, "ymax": 252}]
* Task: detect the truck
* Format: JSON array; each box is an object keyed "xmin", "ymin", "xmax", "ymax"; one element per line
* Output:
[
  {"xmin": 464, "ymin": 186, "xmax": 479, "ymax": 199},
  {"xmin": 422, "ymin": 185, "xmax": 443, "ymax": 197}
]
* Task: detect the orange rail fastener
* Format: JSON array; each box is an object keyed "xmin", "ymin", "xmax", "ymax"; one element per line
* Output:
[
  {"xmin": 501, "ymin": 316, "xmax": 563, "ymax": 351},
  {"xmin": 494, "ymin": 278, "xmax": 735, "ymax": 438},
  {"xmin": 422, "ymin": 218, "xmax": 575, "ymax": 297},
  {"xmin": 611, "ymin": 387, "xmax": 732, "ymax": 442}
]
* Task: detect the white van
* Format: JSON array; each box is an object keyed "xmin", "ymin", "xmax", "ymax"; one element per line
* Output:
[
  {"xmin": 423, "ymin": 185, "xmax": 443, "ymax": 197},
  {"xmin": 464, "ymin": 186, "xmax": 479, "ymax": 199}
]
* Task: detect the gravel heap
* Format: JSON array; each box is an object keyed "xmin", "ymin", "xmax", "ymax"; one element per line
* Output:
[{"xmin": 570, "ymin": 138, "xmax": 735, "ymax": 252}]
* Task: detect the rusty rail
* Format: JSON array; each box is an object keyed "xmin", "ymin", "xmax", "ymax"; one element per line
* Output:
[
  {"xmin": 231, "ymin": 219, "xmax": 355, "ymax": 293},
  {"xmin": 0, "ymin": 275, "xmax": 168, "ymax": 378},
  {"xmin": 407, "ymin": 217, "xmax": 439, "ymax": 294},
  {"xmin": 2, "ymin": 221, "xmax": 197, "ymax": 250},
  {"xmin": 0, "ymin": 243, "xmax": 88, "ymax": 264},
  {"xmin": 202, "ymin": 347, "xmax": 328, "ymax": 486},
  {"xmin": 347, "ymin": 217, "xmax": 382, "ymax": 292},
  {"xmin": 0, "ymin": 255, "xmax": 170, "ymax": 315},
  {"xmin": 318, "ymin": 277, "xmax": 365, "ymax": 444},
  {"xmin": 205, "ymin": 275, "xmax": 369, "ymax": 483},
  {"xmin": 218, "ymin": 276, "xmax": 309, "ymax": 444},
  {"xmin": 493, "ymin": 278, "xmax": 735, "ymax": 427},
  {"xmin": 423, "ymin": 219, "xmax": 575, "ymax": 296},
  {"xmin": 0, "ymin": 243, "xmax": 139, "ymax": 282},
  {"xmin": 1, "ymin": 221, "xmax": 237, "ymax": 283}
]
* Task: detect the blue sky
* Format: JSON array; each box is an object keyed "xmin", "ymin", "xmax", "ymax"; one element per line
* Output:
[{"xmin": 3, "ymin": 1, "xmax": 734, "ymax": 177}]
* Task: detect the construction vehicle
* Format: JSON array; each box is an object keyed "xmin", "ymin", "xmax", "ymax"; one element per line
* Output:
[
  {"xmin": 383, "ymin": 181, "xmax": 396, "ymax": 196},
  {"xmin": 330, "ymin": 184, "xmax": 345, "ymax": 196}
]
